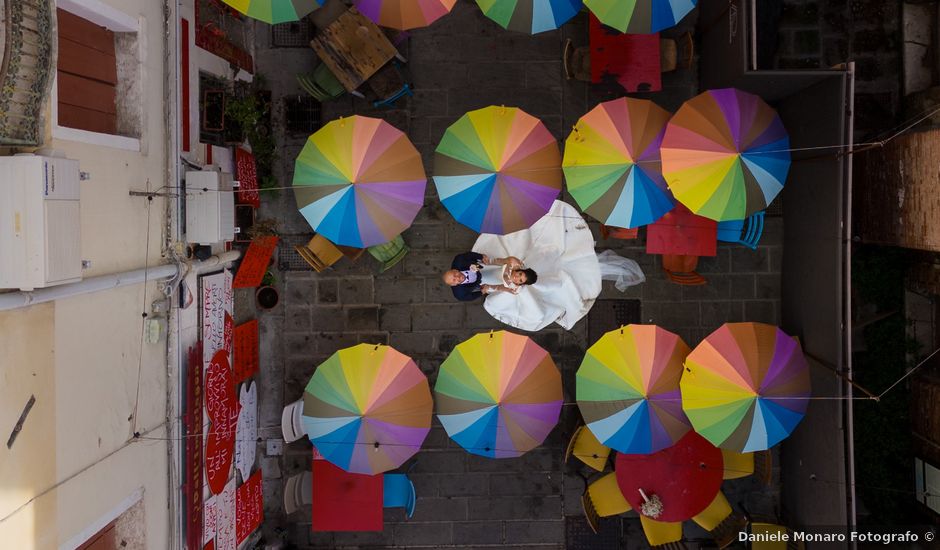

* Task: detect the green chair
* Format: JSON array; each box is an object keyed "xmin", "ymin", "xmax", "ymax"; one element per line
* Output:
[
  {"xmin": 368, "ymin": 234, "xmax": 409, "ymax": 273},
  {"xmin": 297, "ymin": 63, "xmax": 346, "ymax": 101}
]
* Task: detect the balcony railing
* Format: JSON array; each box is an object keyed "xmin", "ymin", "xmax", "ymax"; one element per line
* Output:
[{"xmin": 0, "ymin": 0, "xmax": 54, "ymax": 145}]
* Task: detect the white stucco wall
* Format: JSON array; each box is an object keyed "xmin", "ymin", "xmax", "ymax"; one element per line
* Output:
[{"xmin": 0, "ymin": 0, "xmax": 176, "ymax": 547}]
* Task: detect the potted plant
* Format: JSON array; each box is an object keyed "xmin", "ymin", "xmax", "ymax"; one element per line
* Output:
[{"xmin": 248, "ymin": 218, "xmax": 280, "ymax": 310}]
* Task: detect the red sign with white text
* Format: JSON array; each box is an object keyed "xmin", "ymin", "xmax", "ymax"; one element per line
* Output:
[
  {"xmin": 205, "ymin": 350, "xmax": 239, "ymax": 495},
  {"xmin": 232, "ymin": 236, "xmax": 278, "ymax": 289},
  {"xmin": 184, "ymin": 344, "xmax": 204, "ymax": 550},
  {"xmin": 235, "ymin": 148, "xmax": 260, "ymax": 207},
  {"xmin": 232, "ymin": 320, "xmax": 259, "ymax": 383},
  {"xmin": 236, "ymin": 470, "xmax": 264, "ymax": 544}
]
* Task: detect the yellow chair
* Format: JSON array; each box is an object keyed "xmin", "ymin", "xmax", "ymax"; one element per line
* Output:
[
  {"xmin": 639, "ymin": 515, "xmax": 683, "ymax": 546},
  {"xmin": 581, "ymin": 472, "xmax": 631, "ymax": 533},
  {"xmin": 749, "ymin": 522, "xmax": 805, "ymax": 550},
  {"xmin": 565, "ymin": 426, "xmax": 611, "ymax": 472},
  {"xmin": 295, "ymin": 234, "xmax": 343, "ymax": 272},
  {"xmin": 692, "ymin": 492, "xmax": 732, "ymax": 531},
  {"xmin": 754, "ymin": 450, "xmax": 774, "ymax": 486},
  {"xmin": 721, "ymin": 449, "xmax": 755, "ymax": 480}
]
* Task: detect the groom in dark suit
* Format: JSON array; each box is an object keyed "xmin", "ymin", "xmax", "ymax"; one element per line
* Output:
[{"xmin": 442, "ymin": 252, "xmax": 487, "ymax": 301}]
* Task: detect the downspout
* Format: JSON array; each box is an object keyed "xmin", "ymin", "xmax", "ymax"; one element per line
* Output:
[
  {"xmin": 0, "ymin": 251, "xmax": 240, "ymax": 311},
  {"xmin": 843, "ymin": 61, "xmax": 858, "ymax": 535}
]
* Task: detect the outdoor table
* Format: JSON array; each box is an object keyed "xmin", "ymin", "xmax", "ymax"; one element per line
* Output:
[
  {"xmin": 310, "ymin": 7, "xmax": 399, "ymax": 93},
  {"xmin": 589, "ymin": 14, "xmax": 661, "ymax": 92},
  {"xmin": 646, "ymin": 203, "xmax": 718, "ymax": 257},
  {"xmin": 615, "ymin": 431, "xmax": 723, "ymax": 522},
  {"xmin": 311, "ymin": 457, "xmax": 384, "ymax": 531}
]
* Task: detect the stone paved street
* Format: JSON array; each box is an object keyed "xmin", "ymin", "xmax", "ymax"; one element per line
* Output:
[{"xmin": 245, "ymin": 1, "xmax": 838, "ymax": 548}]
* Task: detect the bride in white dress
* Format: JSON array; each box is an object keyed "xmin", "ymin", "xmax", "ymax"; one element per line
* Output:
[{"xmin": 473, "ymin": 200, "xmax": 644, "ymax": 331}]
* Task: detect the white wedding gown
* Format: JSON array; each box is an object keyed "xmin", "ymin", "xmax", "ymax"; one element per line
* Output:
[{"xmin": 473, "ymin": 201, "xmax": 602, "ymax": 331}]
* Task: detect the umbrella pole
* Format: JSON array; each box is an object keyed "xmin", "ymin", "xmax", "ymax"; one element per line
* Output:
[{"xmin": 804, "ymin": 351, "xmax": 879, "ymax": 401}]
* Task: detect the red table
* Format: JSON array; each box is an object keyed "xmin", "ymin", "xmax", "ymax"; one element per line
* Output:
[
  {"xmin": 589, "ymin": 14, "xmax": 661, "ymax": 92},
  {"xmin": 615, "ymin": 431, "xmax": 723, "ymax": 522},
  {"xmin": 646, "ymin": 204, "xmax": 718, "ymax": 257},
  {"xmin": 311, "ymin": 459, "xmax": 383, "ymax": 531}
]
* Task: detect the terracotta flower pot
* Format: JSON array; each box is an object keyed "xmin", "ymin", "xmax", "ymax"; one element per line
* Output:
[{"xmin": 255, "ymin": 286, "xmax": 279, "ymax": 310}]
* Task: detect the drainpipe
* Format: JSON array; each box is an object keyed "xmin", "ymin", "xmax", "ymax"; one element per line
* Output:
[
  {"xmin": 0, "ymin": 251, "xmax": 240, "ymax": 311},
  {"xmin": 843, "ymin": 61, "xmax": 858, "ymax": 535}
]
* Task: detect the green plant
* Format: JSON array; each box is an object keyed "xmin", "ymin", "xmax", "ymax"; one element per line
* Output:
[
  {"xmin": 246, "ymin": 218, "xmax": 279, "ymax": 240},
  {"xmin": 261, "ymin": 270, "xmax": 277, "ymax": 287},
  {"xmin": 224, "ymin": 81, "xmax": 277, "ymax": 194}
]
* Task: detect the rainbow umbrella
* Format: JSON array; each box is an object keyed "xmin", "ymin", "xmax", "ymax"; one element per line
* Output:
[
  {"xmin": 477, "ymin": 0, "xmax": 582, "ymax": 34},
  {"xmin": 434, "ymin": 106, "xmax": 562, "ymax": 235},
  {"xmin": 356, "ymin": 0, "xmax": 456, "ymax": 29},
  {"xmin": 680, "ymin": 322, "xmax": 811, "ymax": 452},
  {"xmin": 563, "ymin": 97, "xmax": 675, "ymax": 229},
  {"xmin": 435, "ymin": 331, "xmax": 563, "ymax": 458},
  {"xmin": 293, "ymin": 116, "xmax": 427, "ymax": 248},
  {"xmin": 584, "ymin": 0, "xmax": 696, "ymax": 33},
  {"xmin": 661, "ymin": 88, "xmax": 790, "ymax": 222},
  {"xmin": 223, "ymin": 0, "xmax": 320, "ymax": 24},
  {"xmin": 577, "ymin": 325, "xmax": 691, "ymax": 454},
  {"xmin": 302, "ymin": 343, "xmax": 433, "ymax": 474}
]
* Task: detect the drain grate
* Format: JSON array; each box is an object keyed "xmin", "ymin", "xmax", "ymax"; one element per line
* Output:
[
  {"xmin": 565, "ymin": 516, "xmax": 620, "ymax": 550},
  {"xmin": 284, "ymin": 95, "xmax": 322, "ymax": 135},
  {"xmin": 271, "ymin": 19, "xmax": 315, "ymax": 47},
  {"xmin": 279, "ymin": 234, "xmax": 315, "ymax": 271},
  {"xmin": 765, "ymin": 195, "xmax": 784, "ymax": 216},
  {"xmin": 588, "ymin": 299, "xmax": 642, "ymax": 345}
]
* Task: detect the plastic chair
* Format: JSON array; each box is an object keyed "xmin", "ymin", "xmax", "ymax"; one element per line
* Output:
[
  {"xmin": 640, "ymin": 515, "xmax": 683, "ymax": 546},
  {"xmin": 297, "ymin": 63, "xmax": 346, "ymax": 102},
  {"xmin": 565, "ymin": 425, "xmax": 611, "ymax": 472},
  {"xmin": 599, "ymin": 224, "xmax": 639, "ymax": 240},
  {"xmin": 563, "ymin": 38, "xmax": 591, "ymax": 82},
  {"xmin": 283, "ymin": 471, "xmax": 313, "ymax": 514},
  {"xmin": 281, "ymin": 399, "xmax": 306, "ymax": 443},
  {"xmin": 582, "ymin": 472, "xmax": 632, "ymax": 533},
  {"xmin": 692, "ymin": 492, "xmax": 733, "ymax": 531},
  {"xmin": 717, "ymin": 211, "xmax": 764, "ymax": 250},
  {"xmin": 383, "ymin": 473, "xmax": 417, "ymax": 518},
  {"xmin": 721, "ymin": 449, "xmax": 755, "ymax": 480},
  {"xmin": 367, "ymin": 234, "xmax": 410, "ymax": 272},
  {"xmin": 662, "ymin": 254, "xmax": 707, "ymax": 286},
  {"xmin": 336, "ymin": 245, "xmax": 365, "ymax": 262},
  {"xmin": 747, "ymin": 521, "xmax": 805, "ymax": 550},
  {"xmin": 753, "ymin": 449, "xmax": 774, "ymax": 486},
  {"xmin": 660, "ymin": 32, "xmax": 694, "ymax": 72},
  {"xmin": 295, "ymin": 234, "xmax": 344, "ymax": 272},
  {"xmin": 369, "ymin": 60, "xmax": 413, "ymax": 108}
]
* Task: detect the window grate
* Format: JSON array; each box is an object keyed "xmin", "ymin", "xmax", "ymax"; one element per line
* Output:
[
  {"xmin": 765, "ymin": 195, "xmax": 784, "ymax": 217},
  {"xmin": 565, "ymin": 516, "xmax": 620, "ymax": 550},
  {"xmin": 284, "ymin": 95, "xmax": 322, "ymax": 135},
  {"xmin": 279, "ymin": 234, "xmax": 315, "ymax": 271},
  {"xmin": 588, "ymin": 299, "xmax": 642, "ymax": 345},
  {"xmin": 271, "ymin": 19, "xmax": 315, "ymax": 48}
]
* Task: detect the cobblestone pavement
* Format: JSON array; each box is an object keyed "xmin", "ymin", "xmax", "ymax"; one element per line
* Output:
[{"xmin": 247, "ymin": 2, "xmax": 794, "ymax": 547}]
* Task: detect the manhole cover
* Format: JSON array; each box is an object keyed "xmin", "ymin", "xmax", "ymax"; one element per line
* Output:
[
  {"xmin": 284, "ymin": 95, "xmax": 321, "ymax": 135},
  {"xmin": 565, "ymin": 515, "xmax": 620, "ymax": 550},
  {"xmin": 588, "ymin": 299, "xmax": 641, "ymax": 344},
  {"xmin": 271, "ymin": 19, "xmax": 314, "ymax": 48}
]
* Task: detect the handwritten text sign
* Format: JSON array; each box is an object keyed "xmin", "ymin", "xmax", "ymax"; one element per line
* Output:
[
  {"xmin": 201, "ymin": 271, "xmax": 233, "ymax": 366},
  {"xmin": 235, "ymin": 382, "xmax": 257, "ymax": 483},
  {"xmin": 215, "ymin": 478, "xmax": 237, "ymax": 550},
  {"xmin": 205, "ymin": 350, "xmax": 238, "ymax": 495},
  {"xmin": 232, "ymin": 320, "xmax": 259, "ymax": 384},
  {"xmin": 235, "ymin": 148, "xmax": 259, "ymax": 208},
  {"xmin": 232, "ymin": 236, "xmax": 278, "ymax": 289},
  {"xmin": 185, "ymin": 345, "xmax": 204, "ymax": 550},
  {"xmin": 203, "ymin": 495, "xmax": 217, "ymax": 546},
  {"xmin": 236, "ymin": 470, "xmax": 264, "ymax": 544}
]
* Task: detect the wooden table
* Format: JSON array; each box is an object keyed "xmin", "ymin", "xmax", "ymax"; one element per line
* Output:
[
  {"xmin": 646, "ymin": 204, "xmax": 718, "ymax": 257},
  {"xmin": 311, "ymin": 458, "xmax": 384, "ymax": 531},
  {"xmin": 615, "ymin": 431, "xmax": 723, "ymax": 522},
  {"xmin": 310, "ymin": 8, "xmax": 399, "ymax": 92},
  {"xmin": 589, "ymin": 14, "xmax": 661, "ymax": 92}
]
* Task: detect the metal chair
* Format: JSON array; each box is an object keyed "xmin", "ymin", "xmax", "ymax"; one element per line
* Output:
[
  {"xmin": 295, "ymin": 234, "xmax": 344, "ymax": 272},
  {"xmin": 581, "ymin": 472, "xmax": 632, "ymax": 533},
  {"xmin": 565, "ymin": 425, "xmax": 611, "ymax": 472}
]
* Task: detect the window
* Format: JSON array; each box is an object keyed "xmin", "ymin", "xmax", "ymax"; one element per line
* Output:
[
  {"xmin": 914, "ymin": 457, "xmax": 940, "ymax": 514},
  {"xmin": 56, "ymin": 9, "xmax": 118, "ymax": 135}
]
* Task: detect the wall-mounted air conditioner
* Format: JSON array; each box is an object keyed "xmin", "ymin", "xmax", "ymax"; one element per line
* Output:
[
  {"xmin": 0, "ymin": 154, "xmax": 83, "ymax": 291},
  {"xmin": 185, "ymin": 169, "xmax": 234, "ymax": 245}
]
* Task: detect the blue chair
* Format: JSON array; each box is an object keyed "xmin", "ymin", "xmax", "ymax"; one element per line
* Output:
[
  {"xmin": 383, "ymin": 473, "xmax": 416, "ymax": 518},
  {"xmin": 717, "ymin": 211, "xmax": 764, "ymax": 250}
]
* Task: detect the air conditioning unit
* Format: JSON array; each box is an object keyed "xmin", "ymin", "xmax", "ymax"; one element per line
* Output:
[
  {"xmin": 185, "ymin": 169, "xmax": 235, "ymax": 245},
  {"xmin": 0, "ymin": 154, "xmax": 83, "ymax": 291}
]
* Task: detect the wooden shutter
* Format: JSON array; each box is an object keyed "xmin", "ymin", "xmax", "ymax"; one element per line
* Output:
[{"xmin": 56, "ymin": 9, "xmax": 118, "ymax": 134}]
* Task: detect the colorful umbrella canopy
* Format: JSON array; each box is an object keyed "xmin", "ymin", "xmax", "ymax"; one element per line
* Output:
[
  {"xmin": 302, "ymin": 343, "xmax": 433, "ymax": 474},
  {"xmin": 222, "ymin": 0, "xmax": 320, "ymax": 24},
  {"xmin": 661, "ymin": 88, "xmax": 790, "ymax": 222},
  {"xmin": 577, "ymin": 325, "xmax": 691, "ymax": 454},
  {"xmin": 435, "ymin": 331, "xmax": 563, "ymax": 458},
  {"xmin": 680, "ymin": 322, "xmax": 811, "ymax": 452},
  {"xmin": 434, "ymin": 106, "xmax": 562, "ymax": 235},
  {"xmin": 563, "ymin": 97, "xmax": 675, "ymax": 229},
  {"xmin": 584, "ymin": 0, "xmax": 696, "ymax": 34},
  {"xmin": 293, "ymin": 116, "xmax": 427, "ymax": 248},
  {"xmin": 356, "ymin": 0, "xmax": 456, "ymax": 29},
  {"xmin": 476, "ymin": 0, "xmax": 583, "ymax": 34}
]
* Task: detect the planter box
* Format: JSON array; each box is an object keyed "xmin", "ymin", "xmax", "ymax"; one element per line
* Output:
[{"xmin": 234, "ymin": 204, "xmax": 255, "ymax": 243}]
